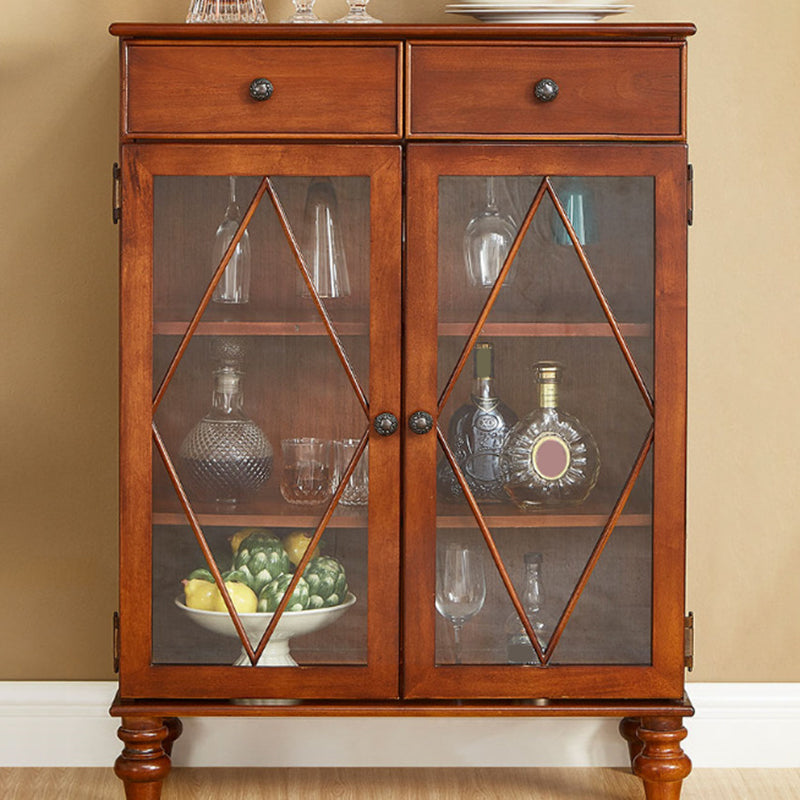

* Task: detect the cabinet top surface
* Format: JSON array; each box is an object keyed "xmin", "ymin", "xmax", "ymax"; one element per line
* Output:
[{"xmin": 109, "ymin": 22, "xmax": 696, "ymax": 43}]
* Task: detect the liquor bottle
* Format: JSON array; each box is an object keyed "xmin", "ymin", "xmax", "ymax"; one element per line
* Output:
[
  {"xmin": 504, "ymin": 552, "xmax": 549, "ymax": 664},
  {"xmin": 500, "ymin": 361, "xmax": 599, "ymax": 508},
  {"xmin": 179, "ymin": 366, "xmax": 273, "ymax": 504},
  {"xmin": 437, "ymin": 342, "xmax": 518, "ymax": 502}
]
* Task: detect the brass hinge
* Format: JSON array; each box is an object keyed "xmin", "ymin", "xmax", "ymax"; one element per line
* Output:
[
  {"xmin": 684, "ymin": 612, "xmax": 694, "ymax": 671},
  {"xmin": 113, "ymin": 611, "xmax": 120, "ymax": 673},
  {"xmin": 112, "ymin": 162, "xmax": 121, "ymax": 224},
  {"xmin": 687, "ymin": 163, "xmax": 694, "ymax": 226}
]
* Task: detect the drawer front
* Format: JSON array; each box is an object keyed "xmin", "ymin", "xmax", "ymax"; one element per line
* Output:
[
  {"xmin": 408, "ymin": 43, "xmax": 684, "ymax": 138},
  {"xmin": 125, "ymin": 44, "xmax": 400, "ymax": 137}
]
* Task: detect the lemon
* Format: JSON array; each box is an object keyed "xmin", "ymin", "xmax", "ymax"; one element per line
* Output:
[
  {"xmin": 283, "ymin": 530, "xmax": 319, "ymax": 567},
  {"xmin": 183, "ymin": 578, "xmax": 219, "ymax": 611},
  {"xmin": 211, "ymin": 581, "xmax": 258, "ymax": 614}
]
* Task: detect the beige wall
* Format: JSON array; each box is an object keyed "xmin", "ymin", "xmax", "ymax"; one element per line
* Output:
[{"xmin": 1, "ymin": 0, "xmax": 798, "ymax": 682}]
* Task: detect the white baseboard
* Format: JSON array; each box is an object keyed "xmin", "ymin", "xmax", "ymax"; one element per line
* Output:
[{"xmin": 0, "ymin": 682, "xmax": 798, "ymax": 768}]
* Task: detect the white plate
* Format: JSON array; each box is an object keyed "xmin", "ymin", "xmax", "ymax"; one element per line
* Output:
[{"xmin": 445, "ymin": 4, "xmax": 633, "ymax": 22}]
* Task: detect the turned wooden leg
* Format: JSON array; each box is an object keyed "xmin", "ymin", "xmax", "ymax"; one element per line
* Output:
[
  {"xmin": 162, "ymin": 716, "xmax": 183, "ymax": 758},
  {"xmin": 632, "ymin": 716, "xmax": 692, "ymax": 800},
  {"xmin": 619, "ymin": 716, "xmax": 644, "ymax": 770},
  {"xmin": 114, "ymin": 716, "xmax": 172, "ymax": 800}
]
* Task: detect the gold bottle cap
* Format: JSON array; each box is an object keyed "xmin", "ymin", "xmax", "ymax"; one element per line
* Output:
[
  {"xmin": 534, "ymin": 362, "xmax": 562, "ymax": 408},
  {"xmin": 533, "ymin": 361, "xmax": 563, "ymax": 384}
]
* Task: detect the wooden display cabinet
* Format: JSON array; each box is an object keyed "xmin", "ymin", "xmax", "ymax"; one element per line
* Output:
[{"xmin": 110, "ymin": 22, "xmax": 695, "ymax": 799}]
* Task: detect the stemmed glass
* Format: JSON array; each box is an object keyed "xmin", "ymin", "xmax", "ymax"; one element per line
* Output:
[
  {"xmin": 335, "ymin": 0, "xmax": 382, "ymax": 23},
  {"xmin": 212, "ymin": 176, "xmax": 251, "ymax": 305},
  {"xmin": 435, "ymin": 543, "xmax": 486, "ymax": 664},
  {"xmin": 463, "ymin": 176, "xmax": 518, "ymax": 289},
  {"xmin": 282, "ymin": 0, "xmax": 324, "ymax": 23}
]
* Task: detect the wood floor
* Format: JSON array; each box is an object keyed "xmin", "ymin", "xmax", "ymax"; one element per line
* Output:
[{"xmin": 2, "ymin": 768, "xmax": 799, "ymax": 799}]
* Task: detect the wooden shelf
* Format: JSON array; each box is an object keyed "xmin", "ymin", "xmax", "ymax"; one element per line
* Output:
[
  {"xmin": 153, "ymin": 319, "xmax": 651, "ymax": 338},
  {"xmin": 437, "ymin": 499, "xmax": 650, "ymax": 529},
  {"xmin": 153, "ymin": 487, "xmax": 368, "ymax": 530},
  {"xmin": 154, "ymin": 319, "xmax": 367, "ymax": 337},
  {"xmin": 438, "ymin": 321, "xmax": 651, "ymax": 338}
]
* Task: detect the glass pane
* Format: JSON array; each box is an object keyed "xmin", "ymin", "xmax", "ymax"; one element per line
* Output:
[
  {"xmin": 436, "ymin": 173, "xmax": 654, "ymax": 667},
  {"xmin": 150, "ymin": 173, "xmax": 370, "ymax": 667}
]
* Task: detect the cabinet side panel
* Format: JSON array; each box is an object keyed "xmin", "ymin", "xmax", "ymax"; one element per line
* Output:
[
  {"xmin": 119, "ymin": 146, "xmax": 155, "ymax": 695},
  {"xmin": 651, "ymin": 146, "xmax": 688, "ymax": 695}
]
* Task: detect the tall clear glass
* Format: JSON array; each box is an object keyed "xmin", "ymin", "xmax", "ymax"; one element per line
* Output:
[{"xmin": 299, "ymin": 178, "xmax": 351, "ymax": 299}]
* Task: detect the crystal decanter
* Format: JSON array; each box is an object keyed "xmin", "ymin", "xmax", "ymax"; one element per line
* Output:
[
  {"xmin": 500, "ymin": 361, "xmax": 599, "ymax": 508},
  {"xmin": 179, "ymin": 366, "xmax": 273, "ymax": 504},
  {"xmin": 438, "ymin": 342, "xmax": 518, "ymax": 502},
  {"xmin": 186, "ymin": 0, "xmax": 267, "ymax": 23}
]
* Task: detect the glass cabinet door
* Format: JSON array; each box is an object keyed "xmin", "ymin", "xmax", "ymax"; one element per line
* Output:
[
  {"xmin": 119, "ymin": 144, "xmax": 401, "ymax": 700},
  {"xmin": 403, "ymin": 144, "xmax": 687, "ymax": 699}
]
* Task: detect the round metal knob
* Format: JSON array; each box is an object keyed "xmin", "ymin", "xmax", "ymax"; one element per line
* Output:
[
  {"xmin": 374, "ymin": 412, "xmax": 399, "ymax": 437},
  {"xmin": 408, "ymin": 411, "xmax": 434, "ymax": 435},
  {"xmin": 249, "ymin": 78, "xmax": 274, "ymax": 102},
  {"xmin": 534, "ymin": 78, "xmax": 559, "ymax": 103}
]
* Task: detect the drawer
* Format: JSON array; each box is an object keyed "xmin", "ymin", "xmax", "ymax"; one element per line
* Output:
[
  {"xmin": 125, "ymin": 43, "xmax": 401, "ymax": 138},
  {"xmin": 408, "ymin": 43, "xmax": 684, "ymax": 138}
]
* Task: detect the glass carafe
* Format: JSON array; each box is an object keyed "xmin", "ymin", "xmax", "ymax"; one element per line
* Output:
[{"xmin": 179, "ymin": 366, "xmax": 273, "ymax": 504}]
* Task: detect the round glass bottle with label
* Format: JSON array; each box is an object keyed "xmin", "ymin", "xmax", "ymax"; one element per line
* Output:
[
  {"xmin": 437, "ymin": 341, "xmax": 518, "ymax": 502},
  {"xmin": 499, "ymin": 361, "xmax": 599, "ymax": 508}
]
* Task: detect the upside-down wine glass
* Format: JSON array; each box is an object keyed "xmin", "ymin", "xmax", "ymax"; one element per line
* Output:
[
  {"xmin": 464, "ymin": 176, "xmax": 518, "ymax": 289},
  {"xmin": 335, "ymin": 0, "xmax": 382, "ymax": 23},
  {"xmin": 212, "ymin": 176, "xmax": 251, "ymax": 305},
  {"xmin": 435, "ymin": 543, "xmax": 486, "ymax": 664}
]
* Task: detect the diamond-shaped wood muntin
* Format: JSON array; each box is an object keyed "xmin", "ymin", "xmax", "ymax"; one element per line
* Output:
[
  {"xmin": 152, "ymin": 175, "xmax": 372, "ymax": 665},
  {"xmin": 437, "ymin": 175, "xmax": 656, "ymax": 665}
]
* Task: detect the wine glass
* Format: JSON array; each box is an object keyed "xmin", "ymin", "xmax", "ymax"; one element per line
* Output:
[
  {"xmin": 212, "ymin": 176, "xmax": 251, "ymax": 305},
  {"xmin": 463, "ymin": 176, "xmax": 518, "ymax": 289},
  {"xmin": 335, "ymin": 0, "xmax": 382, "ymax": 23},
  {"xmin": 435, "ymin": 543, "xmax": 486, "ymax": 664},
  {"xmin": 282, "ymin": 0, "xmax": 324, "ymax": 23}
]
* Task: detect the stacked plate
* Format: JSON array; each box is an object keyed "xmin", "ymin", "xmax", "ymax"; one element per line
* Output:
[{"xmin": 445, "ymin": 2, "xmax": 633, "ymax": 23}]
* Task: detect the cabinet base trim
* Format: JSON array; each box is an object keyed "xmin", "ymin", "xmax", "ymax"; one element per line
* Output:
[{"xmin": 0, "ymin": 682, "xmax": 797, "ymax": 768}]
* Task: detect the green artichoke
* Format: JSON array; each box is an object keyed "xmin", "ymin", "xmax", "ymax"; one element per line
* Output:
[
  {"xmin": 258, "ymin": 574, "xmax": 310, "ymax": 613},
  {"xmin": 186, "ymin": 567, "xmax": 214, "ymax": 583},
  {"xmin": 222, "ymin": 568, "xmax": 253, "ymax": 587},
  {"xmin": 303, "ymin": 556, "xmax": 348, "ymax": 608},
  {"xmin": 233, "ymin": 532, "xmax": 291, "ymax": 595}
]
